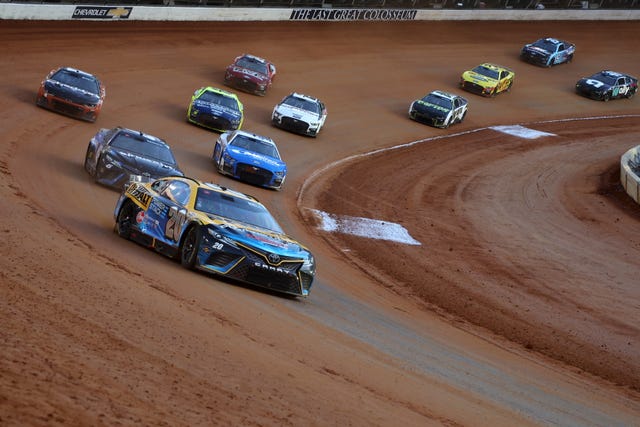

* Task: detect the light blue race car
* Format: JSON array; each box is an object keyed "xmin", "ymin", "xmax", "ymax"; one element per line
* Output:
[{"xmin": 213, "ymin": 129, "xmax": 287, "ymax": 190}]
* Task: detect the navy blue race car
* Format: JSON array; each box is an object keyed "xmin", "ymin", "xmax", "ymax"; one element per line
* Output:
[
  {"xmin": 114, "ymin": 176, "xmax": 316, "ymax": 297},
  {"xmin": 84, "ymin": 126, "xmax": 184, "ymax": 189},
  {"xmin": 187, "ymin": 86, "xmax": 244, "ymax": 132},
  {"xmin": 575, "ymin": 70, "xmax": 638, "ymax": 101},
  {"xmin": 36, "ymin": 66, "xmax": 105, "ymax": 122},
  {"xmin": 213, "ymin": 130, "xmax": 287, "ymax": 190},
  {"xmin": 520, "ymin": 37, "xmax": 576, "ymax": 67}
]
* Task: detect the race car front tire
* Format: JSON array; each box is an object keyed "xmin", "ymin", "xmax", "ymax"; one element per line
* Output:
[
  {"xmin": 181, "ymin": 226, "xmax": 202, "ymax": 269},
  {"xmin": 83, "ymin": 146, "xmax": 94, "ymax": 176},
  {"xmin": 116, "ymin": 200, "xmax": 139, "ymax": 240}
]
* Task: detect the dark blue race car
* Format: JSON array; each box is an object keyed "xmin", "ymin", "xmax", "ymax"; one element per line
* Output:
[
  {"xmin": 187, "ymin": 86, "xmax": 244, "ymax": 132},
  {"xmin": 213, "ymin": 130, "xmax": 287, "ymax": 190},
  {"xmin": 520, "ymin": 37, "xmax": 576, "ymax": 67},
  {"xmin": 84, "ymin": 126, "xmax": 184, "ymax": 189},
  {"xmin": 575, "ymin": 70, "xmax": 638, "ymax": 101}
]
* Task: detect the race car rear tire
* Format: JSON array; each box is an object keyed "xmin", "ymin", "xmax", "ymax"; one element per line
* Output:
[
  {"xmin": 181, "ymin": 226, "xmax": 202, "ymax": 269},
  {"xmin": 116, "ymin": 200, "xmax": 139, "ymax": 240},
  {"xmin": 506, "ymin": 81, "xmax": 513, "ymax": 93},
  {"xmin": 603, "ymin": 93, "xmax": 611, "ymax": 102}
]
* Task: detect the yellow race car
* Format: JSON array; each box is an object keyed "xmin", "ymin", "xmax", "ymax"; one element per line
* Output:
[{"xmin": 460, "ymin": 63, "xmax": 515, "ymax": 97}]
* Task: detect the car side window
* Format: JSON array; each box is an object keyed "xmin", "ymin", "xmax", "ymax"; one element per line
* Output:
[
  {"xmin": 617, "ymin": 78, "xmax": 625, "ymax": 86},
  {"xmin": 558, "ymin": 44, "xmax": 564, "ymax": 51},
  {"xmin": 152, "ymin": 180, "xmax": 168, "ymax": 193},
  {"xmin": 161, "ymin": 181, "xmax": 191, "ymax": 206}
]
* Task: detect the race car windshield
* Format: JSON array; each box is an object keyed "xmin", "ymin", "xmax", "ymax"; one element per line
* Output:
[
  {"xmin": 282, "ymin": 96, "xmax": 320, "ymax": 114},
  {"xmin": 198, "ymin": 91, "xmax": 239, "ymax": 109},
  {"xmin": 110, "ymin": 133, "xmax": 177, "ymax": 165},
  {"xmin": 195, "ymin": 188, "xmax": 284, "ymax": 233},
  {"xmin": 51, "ymin": 69, "xmax": 99, "ymax": 94},
  {"xmin": 531, "ymin": 39, "xmax": 557, "ymax": 52},
  {"xmin": 236, "ymin": 57, "xmax": 268, "ymax": 75},
  {"xmin": 423, "ymin": 95, "xmax": 453, "ymax": 109},
  {"xmin": 472, "ymin": 65, "xmax": 500, "ymax": 80},
  {"xmin": 230, "ymin": 135, "xmax": 280, "ymax": 159}
]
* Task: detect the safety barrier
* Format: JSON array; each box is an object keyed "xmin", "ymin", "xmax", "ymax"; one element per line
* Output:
[
  {"xmin": 621, "ymin": 146, "xmax": 640, "ymax": 205},
  {"xmin": 1, "ymin": 3, "xmax": 639, "ymax": 20}
]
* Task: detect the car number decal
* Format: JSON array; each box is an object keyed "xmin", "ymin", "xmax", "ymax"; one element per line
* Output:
[{"xmin": 165, "ymin": 206, "xmax": 187, "ymax": 242}]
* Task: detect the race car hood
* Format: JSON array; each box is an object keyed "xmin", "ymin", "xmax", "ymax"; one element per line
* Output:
[
  {"xmin": 208, "ymin": 219, "xmax": 310, "ymax": 258},
  {"xmin": 576, "ymin": 78, "xmax": 610, "ymax": 91},
  {"xmin": 44, "ymin": 79, "xmax": 101, "ymax": 105},
  {"xmin": 108, "ymin": 148, "xmax": 183, "ymax": 177},
  {"xmin": 227, "ymin": 146, "xmax": 286, "ymax": 171},
  {"xmin": 227, "ymin": 66, "xmax": 269, "ymax": 84},
  {"xmin": 413, "ymin": 100, "xmax": 450, "ymax": 118},
  {"xmin": 462, "ymin": 70, "xmax": 498, "ymax": 87},
  {"xmin": 192, "ymin": 99, "xmax": 241, "ymax": 120},
  {"xmin": 274, "ymin": 104, "xmax": 321, "ymax": 122}
]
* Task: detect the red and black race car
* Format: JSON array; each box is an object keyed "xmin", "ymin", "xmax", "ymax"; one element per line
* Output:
[
  {"xmin": 224, "ymin": 54, "xmax": 276, "ymax": 96},
  {"xmin": 36, "ymin": 66, "xmax": 105, "ymax": 122}
]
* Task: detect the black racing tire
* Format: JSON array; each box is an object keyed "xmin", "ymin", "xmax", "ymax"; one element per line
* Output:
[
  {"xmin": 83, "ymin": 146, "xmax": 94, "ymax": 176},
  {"xmin": 180, "ymin": 226, "xmax": 202, "ymax": 269},
  {"xmin": 603, "ymin": 93, "xmax": 611, "ymax": 102},
  {"xmin": 627, "ymin": 89, "xmax": 636, "ymax": 99},
  {"xmin": 506, "ymin": 80, "xmax": 513, "ymax": 93},
  {"xmin": 567, "ymin": 54, "xmax": 574, "ymax": 63},
  {"xmin": 116, "ymin": 200, "xmax": 139, "ymax": 240}
]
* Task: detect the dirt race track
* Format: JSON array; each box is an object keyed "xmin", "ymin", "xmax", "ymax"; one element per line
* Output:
[{"xmin": 1, "ymin": 19, "xmax": 640, "ymax": 426}]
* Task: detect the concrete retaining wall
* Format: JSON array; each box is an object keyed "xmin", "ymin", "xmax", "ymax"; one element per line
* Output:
[
  {"xmin": 621, "ymin": 146, "xmax": 640, "ymax": 204},
  {"xmin": 1, "ymin": 3, "xmax": 639, "ymax": 21}
]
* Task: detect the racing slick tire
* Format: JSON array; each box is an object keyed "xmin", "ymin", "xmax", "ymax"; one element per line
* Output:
[
  {"xmin": 506, "ymin": 81, "xmax": 513, "ymax": 93},
  {"xmin": 83, "ymin": 146, "xmax": 94, "ymax": 176},
  {"xmin": 181, "ymin": 225, "xmax": 202, "ymax": 269},
  {"xmin": 456, "ymin": 111, "xmax": 467, "ymax": 125},
  {"xmin": 116, "ymin": 200, "xmax": 140, "ymax": 240},
  {"xmin": 627, "ymin": 89, "xmax": 636, "ymax": 99},
  {"xmin": 603, "ymin": 93, "xmax": 611, "ymax": 102}
]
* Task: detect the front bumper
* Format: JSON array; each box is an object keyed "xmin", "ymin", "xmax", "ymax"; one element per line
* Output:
[
  {"xmin": 219, "ymin": 159, "xmax": 284, "ymax": 190},
  {"xmin": 36, "ymin": 93, "xmax": 99, "ymax": 122},
  {"xmin": 197, "ymin": 232, "xmax": 313, "ymax": 296}
]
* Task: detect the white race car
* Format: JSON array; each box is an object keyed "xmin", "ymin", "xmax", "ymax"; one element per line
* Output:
[{"xmin": 271, "ymin": 92, "xmax": 327, "ymax": 137}]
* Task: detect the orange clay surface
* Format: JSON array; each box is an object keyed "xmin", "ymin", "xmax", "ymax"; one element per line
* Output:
[{"xmin": 1, "ymin": 20, "xmax": 639, "ymax": 426}]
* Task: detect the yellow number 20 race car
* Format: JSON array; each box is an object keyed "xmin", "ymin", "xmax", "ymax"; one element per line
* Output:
[{"xmin": 460, "ymin": 63, "xmax": 515, "ymax": 97}]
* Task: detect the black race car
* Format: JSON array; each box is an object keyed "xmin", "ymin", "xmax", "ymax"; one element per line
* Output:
[
  {"xmin": 84, "ymin": 126, "xmax": 184, "ymax": 189},
  {"xmin": 575, "ymin": 70, "xmax": 638, "ymax": 101}
]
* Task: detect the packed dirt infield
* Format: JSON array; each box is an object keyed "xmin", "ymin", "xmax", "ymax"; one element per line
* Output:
[{"xmin": 1, "ymin": 19, "xmax": 639, "ymax": 426}]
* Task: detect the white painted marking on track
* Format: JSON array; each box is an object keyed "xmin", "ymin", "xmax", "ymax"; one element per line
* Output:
[
  {"xmin": 490, "ymin": 125, "xmax": 556, "ymax": 139},
  {"xmin": 311, "ymin": 209, "xmax": 421, "ymax": 246}
]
